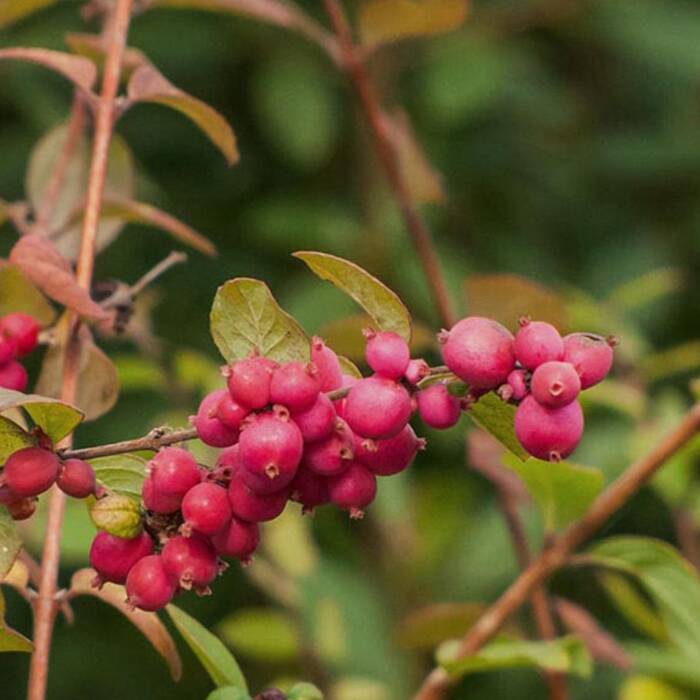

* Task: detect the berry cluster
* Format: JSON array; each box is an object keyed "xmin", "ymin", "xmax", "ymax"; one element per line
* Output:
[
  {"xmin": 0, "ymin": 446, "xmax": 96, "ymax": 520},
  {"xmin": 439, "ymin": 316, "xmax": 615, "ymax": 461},
  {"xmin": 0, "ymin": 312, "xmax": 41, "ymax": 392}
]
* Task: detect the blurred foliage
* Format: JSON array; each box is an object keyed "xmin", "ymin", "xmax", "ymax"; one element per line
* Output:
[{"xmin": 2, "ymin": 0, "xmax": 700, "ymax": 699}]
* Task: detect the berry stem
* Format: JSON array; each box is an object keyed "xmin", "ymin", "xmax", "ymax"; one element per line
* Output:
[
  {"xmin": 413, "ymin": 402, "xmax": 700, "ymax": 700},
  {"xmin": 321, "ymin": 0, "xmax": 457, "ymax": 329},
  {"xmin": 28, "ymin": 3, "xmax": 134, "ymax": 699}
]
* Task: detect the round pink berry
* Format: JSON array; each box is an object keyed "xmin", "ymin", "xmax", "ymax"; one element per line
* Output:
[
  {"xmin": 311, "ymin": 336, "xmax": 343, "ymax": 391},
  {"xmin": 501, "ymin": 369, "xmax": 528, "ymax": 402},
  {"xmin": 216, "ymin": 393, "xmax": 250, "ymax": 432},
  {"xmin": 193, "ymin": 389, "xmax": 238, "ymax": 447},
  {"xmin": 89, "ymin": 531, "xmax": 154, "ymax": 586},
  {"xmin": 150, "ymin": 447, "xmax": 201, "ymax": 498},
  {"xmin": 0, "ymin": 333, "xmax": 17, "ymax": 365},
  {"xmin": 440, "ymin": 316, "xmax": 515, "ymax": 390},
  {"xmin": 0, "ymin": 313, "xmax": 39, "ymax": 357},
  {"xmin": 514, "ymin": 319, "xmax": 564, "ymax": 370},
  {"xmin": 344, "ymin": 377, "xmax": 412, "ymax": 439},
  {"xmin": 562, "ymin": 333, "xmax": 614, "ymax": 390},
  {"xmin": 302, "ymin": 419, "xmax": 354, "ymax": 476},
  {"xmin": 353, "ymin": 424, "xmax": 425, "ymax": 476},
  {"xmin": 142, "ymin": 475, "xmax": 182, "ymax": 514},
  {"xmin": 238, "ymin": 412, "xmax": 303, "ymax": 494},
  {"xmin": 181, "ymin": 482, "xmax": 232, "ymax": 535},
  {"xmin": 531, "ymin": 361, "xmax": 581, "ymax": 408},
  {"xmin": 514, "ymin": 395, "xmax": 584, "ymax": 461},
  {"xmin": 328, "ymin": 462, "xmax": 377, "ymax": 518},
  {"xmin": 211, "ymin": 516, "xmax": 260, "ymax": 560},
  {"xmin": 57, "ymin": 458, "xmax": 96, "ymax": 498},
  {"xmin": 364, "ymin": 330, "xmax": 410, "ymax": 380},
  {"xmin": 269, "ymin": 361, "xmax": 321, "ymax": 412},
  {"xmin": 289, "ymin": 468, "xmax": 330, "ymax": 513},
  {"xmin": 292, "ymin": 393, "xmax": 336, "ymax": 443},
  {"xmin": 227, "ymin": 356, "xmax": 276, "ymax": 409},
  {"xmin": 0, "ymin": 360, "xmax": 28, "ymax": 392},
  {"xmin": 161, "ymin": 534, "xmax": 219, "ymax": 590},
  {"xmin": 404, "ymin": 358, "xmax": 430, "ymax": 385},
  {"xmin": 228, "ymin": 478, "xmax": 288, "ymax": 522},
  {"xmin": 126, "ymin": 555, "xmax": 177, "ymax": 611},
  {"xmin": 417, "ymin": 384, "xmax": 461, "ymax": 430},
  {"xmin": 3, "ymin": 447, "xmax": 59, "ymax": 497}
]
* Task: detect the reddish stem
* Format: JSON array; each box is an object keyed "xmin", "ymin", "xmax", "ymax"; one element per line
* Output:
[{"xmin": 27, "ymin": 3, "xmax": 134, "ymax": 699}]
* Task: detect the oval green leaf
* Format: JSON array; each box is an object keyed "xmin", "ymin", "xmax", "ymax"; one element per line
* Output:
[
  {"xmin": 0, "ymin": 264, "xmax": 55, "ymax": 326},
  {"xmin": 210, "ymin": 278, "xmax": 309, "ymax": 364},
  {"xmin": 0, "ymin": 416, "xmax": 35, "ymax": 464},
  {"xmin": 467, "ymin": 393, "xmax": 530, "ymax": 462},
  {"xmin": 0, "ymin": 590, "xmax": 32, "ymax": 653},
  {"xmin": 89, "ymin": 494, "xmax": 142, "ymax": 538},
  {"xmin": 0, "ymin": 508, "xmax": 22, "ymax": 581},
  {"xmin": 293, "ymin": 252, "xmax": 411, "ymax": 341},
  {"xmin": 90, "ymin": 454, "xmax": 148, "ymax": 501}
]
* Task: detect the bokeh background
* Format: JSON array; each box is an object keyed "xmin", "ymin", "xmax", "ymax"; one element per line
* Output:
[{"xmin": 2, "ymin": 0, "xmax": 700, "ymax": 698}]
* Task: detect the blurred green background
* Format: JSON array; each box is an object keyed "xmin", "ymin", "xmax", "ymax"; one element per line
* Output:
[{"xmin": 2, "ymin": 0, "xmax": 700, "ymax": 698}]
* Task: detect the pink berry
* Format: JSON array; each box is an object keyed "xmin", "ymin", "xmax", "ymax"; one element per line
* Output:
[
  {"xmin": 211, "ymin": 516, "xmax": 260, "ymax": 560},
  {"xmin": 3, "ymin": 447, "xmax": 59, "ymax": 497},
  {"xmin": 89, "ymin": 531, "xmax": 154, "ymax": 585},
  {"xmin": 440, "ymin": 317, "xmax": 515, "ymax": 390},
  {"xmin": 328, "ymin": 462, "xmax": 377, "ymax": 518},
  {"xmin": 514, "ymin": 319, "xmax": 564, "ymax": 370},
  {"xmin": 226, "ymin": 356, "xmax": 276, "ymax": 409},
  {"xmin": 238, "ymin": 412, "xmax": 303, "ymax": 494},
  {"xmin": 353, "ymin": 425, "xmax": 425, "ymax": 476},
  {"xmin": 499, "ymin": 369, "xmax": 528, "ymax": 402},
  {"xmin": 344, "ymin": 377, "xmax": 412, "ymax": 439},
  {"xmin": 311, "ymin": 336, "xmax": 343, "ymax": 391},
  {"xmin": 302, "ymin": 419, "xmax": 354, "ymax": 476},
  {"xmin": 228, "ymin": 478, "xmax": 288, "ymax": 522},
  {"xmin": 161, "ymin": 534, "xmax": 219, "ymax": 590},
  {"xmin": 57, "ymin": 458, "xmax": 96, "ymax": 498},
  {"xmin": 149, "ymin": 447, "xmax": 201, "ymax": 499},
  {"xmin": 531, "ymin": 361, "xmax": 581, "ymax": 408},
  {"xmin": 216, "ymin": 393, "xmax": 250, "ymax": 432},
  {"xmin": 181, "ymin": 482, "xmax": 231, "ymax": 535},
  {"xmin": 289, "ymin": 468, "xmax": 330, "ymax": 512},
  {"xmin": 142, "ymin": 475, "xmax": 181, "ymax": 514},
  {"xmin": 0, "ymin": 333, "xmax": 17, "ymax": 364},
  {"xmin": 417, "ymin": 384, "xmax": 461, "ymax": 429},
  {"xmin": 0, "ymin": 313, "xmax": 39, "ymax": 357},
  {"xmin": 364, "ymin": 330, "xmax": 410, "ymax": 380},
  {"xmin": 404, "ymin": 359, "xmax": 430, "ymax": 385},
  {"xmin": 269, "ymin": 361, "xmax": 321, "ymax": 412},
  {"xmin": 126, "ymin": 555, "xmax": 177, "ymax": 611},
  {"xmin": 563, "ymin": 333, "xmax": 614, "ymax": 389},
  {"xmin": 292, "ymin": 393, "xmax": 336, "ymax": 443},
  {"xmin": 514, "ymin": 395, "xmax": 584, "ymax": 461},
  {"xmin": 5, "ymin": 496, "xmax": 36, "ymax": 521},
  {"xmin": 0, "ymin": 360, "xmax": 28, "ymax": 392},
  {"xmin": 193, "ymin": 389, "xmax": 239, "ymax": 447}
]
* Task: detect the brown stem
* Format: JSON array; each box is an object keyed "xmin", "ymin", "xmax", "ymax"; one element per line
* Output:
[
  {"xmin": 322, "ymin": 0, "xmax": 457, "ymax": 329},
  {"xmin": 59, "ymin": 426, "xmax": 198, "ymax": 461},
  {"xmin": 414, "ymin": 402, "xmax": 700, "ymax": 700},
  {"xmin": 27, "ymin": 3, "xmax": 134, "ymax": 699}
]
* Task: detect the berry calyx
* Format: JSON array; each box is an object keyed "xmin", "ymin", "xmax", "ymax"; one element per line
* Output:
[
  {"xmin": 181, "ymin": 482, "xmax": 232, "ymax": 535},
  {"xmin": 0, "ymin": 313, "xmax": 40, "ymax": 357},
  {"xmin": 364, "ymin": 329, "xmax": 410, "ymax": 380},
  {"xmin": 344, "ymin": 376, "xmax": 412, "ymax": 439},
  {"xmin": 125, "ymin": 554, "xmax": 177, "ymax": 611},
  {"xmin": 530, "ymin": 361, "xmax": 581, "ymax": 408},
  {"xmin": 440, "ymin": 316, "xmax": 515, "ymax": 390},
  {"xmin": 269, "ymin": 361, "xmax": 321, "ymax": 412},
  {"xmin": 2, "ymin": 447, "xmax": 59, "ymax": 497},
  {"xmin": 514, "ymin": 319, "xmax": 564, "ymax": 370},
  {"xmin": 417, "ymin": 383, "xmax": 461, "ymax": 430},
  {"xmin": 89, "ymin": 531, "xmax": 154, "ymax": 586},
  {"xmin": 562, "ymin": 333, "xmax": 614, "ymax": 389},
  {"xmin": 150, "ymin": 447, "xmax": 201, "ymax": 498},
  {"xmin": 57, "ymin": 458, "xmax": 96, "ymax": 498},
  {"xmin": 161, "ymin": 534, "xmax": 219, "ymax": 590}
]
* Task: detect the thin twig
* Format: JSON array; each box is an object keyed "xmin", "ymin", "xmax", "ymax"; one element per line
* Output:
[
  {"xmin": 27, "ymin": 3, "xmax": 134, "ymax": 699},
  {"xmin": 322, "ymin": 0, "xmax": 457, "ymax": 329},
  {"xmin": 129, "ymin": 251, "xmax": 187, "ymax": 297},
  {"xmin": 413, "ymin": 402, "xmax": 700, "ymax": 700}
]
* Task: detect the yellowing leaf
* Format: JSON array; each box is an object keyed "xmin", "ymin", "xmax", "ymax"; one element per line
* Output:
[
  {"xmin": 0, "ymin": 0, "xmax": 57, "ymax": 28},
  {"xmin": 0, "ymin": 589, "xmax": 32, "ymax": 653},
  {"xmin": 0, "ymin": 264, "xmax": 55, "ymax": 326},
  {"xmin": 0, "ymin": 416, "xmax": 35, "ymax": 463},
  {"xmin": 0, "ymin": 509, "xmax": 22, "ymax": 581},
  {"xmin": 359, "ymin": 0, "xmax": 469, "ymax": 47}
]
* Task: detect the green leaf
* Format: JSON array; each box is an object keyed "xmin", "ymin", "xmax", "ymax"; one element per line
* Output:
[
  {"xmin": 0, "ymin": 0, "xmax": 58, "ymax": 28},
  {"xmin": 206, "ymin": 689, "xmax": 251, "ymax": 700},
  {"xmin": 127, "ymin": 65, "xmax": 237, "ymax": 165},
  {"xmin": 90, "ymin": 454, "xmax": 148, "ymax": 501},
  {"xmin": 587, "ymin": 537, "xmax": 700, "ymax": 659},
  {"xmin": 337, "ymin": 356, "xmax": 362, "ymax": 379},
  {"xmin": 167, "ymin": 605, "xmax": 248, "ymax": 691},
  {"xmin": 293, "ymin": 252, "xmax": 412, "ymax": 342},
  {"xmin": 0, "ymin": 264, "xmax": 55, "ymax": 326},
  {"xmin": 502, "ymin": 453, "xmax": 604, "ymax": 531},
  {"xmin": 89, "ymin": 495, "xmax": 143, "ymax": 538},
  {"xmin": 437, "ymin": 634, "xmax": 592, "ymax": 679},
  {"xmin": 217, "ymin": 607, "xmax": 300, "ymax": 662},
  {"xmin": 619, "ymin": 675, "xmax": 694, "ymax": 700},
  {"xmin": 0, "ymin": 508, "xmax": 22, "ymax": 581},
  {"xmin": 288, "ymin": 682, "xmax": 324, "ymax": 700},
  {"xmin": 359, "ymin": 0, "xmax": 469, "ymax": 47},
  {"xmin": 467, "ymin": 393, "xmax": 530, "ymax": 461},
  {"xmin": 608, "ymin": 267, "xmax": 683, "ymax": 311},
  {"xmin": 0, "ymin": 590, "xmax": 32, "ymax": 653},
  {"xmin": 0, "ymin": 416, "xmax": 35, "ymax": 464},
  {"xmin": 0, "ymin": 388, "xmax": 83, "ymax": 443},
  {"xmin": 210, "ymin": 278, "xmax": 309, "ymax": 364}
]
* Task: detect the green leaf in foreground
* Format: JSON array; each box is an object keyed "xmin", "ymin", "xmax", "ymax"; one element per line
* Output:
[
  {"xmin": 288, "ymin": 682, "xmax": 324, "ymax": 700},
  {"xmin": 0, "ymin": 508, "xmax": 22, "ymax": 581},
  {"xmin": 0, "ymin": 589, "xmax": 32, "ymax": 653},
  {"xmin": 206, "ymin": 689, "xmax": 251, "ymax": 700},
  {"xmin": 293, "ymin": 251, "xmax": 412, "ymax": 342},
  {"xmin": 503, "ymin": 453, "xmax": 604, "ymax": 530},
  {"xmin": 89, "ymin": 495, "xmax": 142, "ymax": 538},
  {"xmin": 0, "ymin": 264, "xmax": 54, "ymax": 326},
  {"xmin": 0, "ymin": 388, "xmax": 83, "ymax": 443},
  {"xmin": 167, "ymin": 605, "xmax": 248, "ymax": 692},
  {"xmin": 437, "ymin": 634, "xmax": 591, "ymax": 679},
  {"xmin": 90, "ymin": 454, "xmax": 148, "ymax": 501},
  {"xmin": 0, "ymin": 416, "xmax": 35, "ymax": 464},
  {"xmin": 587, "ymin": 536, "xmax": 700, "ymax": 660},
  {"xmin": 467, "ymin": 393, "xmax": 530, "ymax": 461},
  {"xmin": 210, "ymin": 278, "xmax": 309, "ymax": 364}
]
